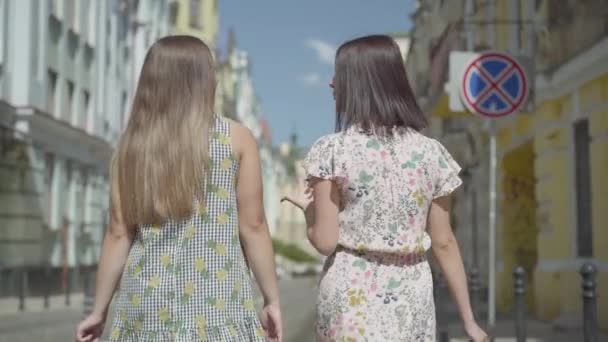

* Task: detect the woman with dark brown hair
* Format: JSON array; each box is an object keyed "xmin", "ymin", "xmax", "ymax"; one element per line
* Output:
[
  {"xmin": 75, "ymin": 36, "xmax": 282, "ymax": 341},
  {"xmin": 283, "ymin": 35, "xmax": 487, "ymax": 341}
]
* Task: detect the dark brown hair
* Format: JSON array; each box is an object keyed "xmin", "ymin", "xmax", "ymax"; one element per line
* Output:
[{"xmin": 334, "ymin": 34, "xmax": 427, "ymax": 134}]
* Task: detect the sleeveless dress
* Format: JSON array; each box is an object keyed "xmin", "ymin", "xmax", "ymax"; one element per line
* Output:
[
  {"xmin": 108, "ymin": 117, "xmax": 266, "ymax": 341},
  {"xmin": 303, "ymin": 126, "xmax": 462, "ymax": 342}
]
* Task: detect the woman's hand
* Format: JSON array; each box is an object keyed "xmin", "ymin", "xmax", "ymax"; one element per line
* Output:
[
  {"xmin": 281, "ymin": 180, "xmax": 313, "ymax": 211},
  {"xmin": 76, "ymin": 311, "xmax": 106, "ymax": 342},
  {"xmin": 259, "ymin": 301, "xmax": 283, "ymax": 342},
  {"xmin": 464, "ymin": 320, "xmax": 489, "ymax": 342}
]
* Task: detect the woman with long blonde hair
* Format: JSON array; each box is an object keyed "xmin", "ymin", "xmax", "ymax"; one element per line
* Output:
[{"xmin": 76, "ymin": 36, "xmax": 282, "ymax": 342}]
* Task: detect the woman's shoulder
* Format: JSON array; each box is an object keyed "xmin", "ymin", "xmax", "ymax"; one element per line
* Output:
[
  {"xmin": 405, "ymin": 130, "xmax": 446, "ymax": 152},
  {"xmin": 311, "ymin": 132, "xmax": 341, "ymax": 146},
  {"xmin": 308, "ymin": 132, "xmax": 351, "ymax": 157},
  {"xmin": 225, "ymin": 118, "xmax": 257, "ymax": 157}
]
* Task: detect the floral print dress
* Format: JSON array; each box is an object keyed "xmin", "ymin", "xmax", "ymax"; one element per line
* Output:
[
  {"xmin": 108, "ymin": 117, "xmax": 265, "ymax": 341},
  {"xmin": 303, "ymin": 126, "xmax": 462, "ymax": 341}
]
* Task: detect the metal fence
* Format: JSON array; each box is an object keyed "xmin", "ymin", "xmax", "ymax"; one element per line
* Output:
[{"xmin": 0, "ymin": 264, "xmax": 97, "ymax": 314}]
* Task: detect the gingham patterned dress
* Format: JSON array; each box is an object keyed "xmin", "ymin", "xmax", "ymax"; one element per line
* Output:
[{"xmin": 108, "ymin": 117, "xmax": 266, "ymax": 341}]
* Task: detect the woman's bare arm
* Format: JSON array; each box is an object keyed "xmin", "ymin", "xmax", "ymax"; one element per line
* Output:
[
  {"xmin": 91, "ymin": 182, "xmax": 135, "ymax": 318},
  {"xmin": 428, "ymin": 196, "xmax": 475, "ymax": 325},
  {"xmin": 232, "ymin": 123, "xmax": 280, "ymax": 306},
  {"xmin": 304, "ymin": 179, "xmax": 340, "ymax": 256}
]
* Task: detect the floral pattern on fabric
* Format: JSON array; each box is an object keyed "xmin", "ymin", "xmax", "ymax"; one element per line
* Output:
[
  {"xmin": 108, "ymin": 117, "xmax": 265, "ymax": 341},
  {"xmin": 303, "ymin": 126, "xmax": 462, "ymax": 341}
]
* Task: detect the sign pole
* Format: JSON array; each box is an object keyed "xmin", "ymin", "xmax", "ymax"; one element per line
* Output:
[
  {"xmin": 488, "ymin": 119, "xmax": 497, "ymax": 328},
  {"xmin": 458, "ymin": 49, "xmax": 529, "ymax": 330}
]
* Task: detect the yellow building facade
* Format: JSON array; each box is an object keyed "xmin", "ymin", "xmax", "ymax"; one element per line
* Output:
[
  {"xmin": 275, "ymin": 142, "xmax": 313, "ymax": 254},
  {"xmin": 171, "ymin": 0, "xmax": 219, "ymax": 49},
  {"xmin": 495, "ymin": 51, "xmax": 608, "ymax": 328},
  {"xmin": 408, "ymin": 0, "xmax": 608, "ymax": 328}
]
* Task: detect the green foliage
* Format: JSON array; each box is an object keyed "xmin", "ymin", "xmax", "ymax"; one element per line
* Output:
[{"xmin": 272, "ymin": 239, "xmax": 318, "ymax": 264}]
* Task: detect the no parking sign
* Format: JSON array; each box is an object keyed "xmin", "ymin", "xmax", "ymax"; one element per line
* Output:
[
  {"xmin": 460, "ymin": 51, "xmax": 529, "ymax": 118},
  {"xmin": 449, "ymin": 50, "xmax": 532, "ymax": 328}
]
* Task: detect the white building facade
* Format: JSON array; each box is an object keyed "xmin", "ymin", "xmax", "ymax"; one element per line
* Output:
[
  {"xmin": 0, "ymin": 0, "xmax": 169, "ymax": 293},
  {"xmin": 229, "ymin": 49, "xmax": 282, "ymax": 235}
]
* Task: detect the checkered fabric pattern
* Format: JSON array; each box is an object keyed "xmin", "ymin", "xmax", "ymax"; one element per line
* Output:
[{"xmin": 107, "ymin": 117, "xmax": 266, "ymax": 341}]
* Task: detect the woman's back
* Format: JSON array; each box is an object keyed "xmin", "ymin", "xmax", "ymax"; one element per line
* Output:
[
  {"xmin": 109, "ymin": 117, "xmax": 264, "ymax": 341},
  {"xmin": 76, "ymin": 36, "xmax": 280, "ymax": 342},
  {"xmin": 304, "ymin": 127, "xmax": 461, "ymax": 341},
  {"xmin": 304, "ymin": 126, "xmax": 461, "ymax": 254},
  {"xmin": 289, "ymin": 34, "xmax": 486, "ymax": 342}
]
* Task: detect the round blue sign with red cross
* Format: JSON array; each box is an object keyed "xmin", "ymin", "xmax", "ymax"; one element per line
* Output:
[{"xmin": 460, "ymin": 52, "xmax": 528, "ymax": 118}]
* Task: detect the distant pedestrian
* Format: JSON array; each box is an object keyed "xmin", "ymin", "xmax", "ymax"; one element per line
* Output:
[
  {"xmin": 76, "ymin": 36, "xmax": 282, "ymax": 342},
  {"xmin": 282, "ymin": 34, "xmax": 488, "ymax": 341}
]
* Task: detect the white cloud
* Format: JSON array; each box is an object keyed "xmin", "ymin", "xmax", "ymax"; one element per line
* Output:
[
  {"xmin": 305, "ymin": 39, "xmax": 336, "ymax": 65},
  {"xmin": 298, "ymin": 72, "xmax": 322, "ymax": 87}
]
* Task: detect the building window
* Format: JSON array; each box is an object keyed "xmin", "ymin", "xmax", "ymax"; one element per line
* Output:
[
  {"xmin": 65, "ymin": 161, "xmax": 73, "ymax": 212},
  {"xmin": 44, "ymin": 153, "xmax": 54, "ymax": 187},
  {"xmin": 66, "ymin": 80, "xmax": 75, "ymax": 121},
  {"xmin": 49, "ymin": 12, "xmax": 61, "ymax": 45},
  {"xmin": 83, "ymin": 90, "xmax": 91, "ymax": 129},
  {"xmin": 44, "ymin": 152, "xmax": 55, "ymax": 222},
  {"xmin": 189, "ymin": 0, "xmax": 202, "ymax": 29},
  {"xmin": 81, "ymin": 168, "xmax": 89, "ymax": 195},
  {"xmin": 574, "ymin": 119, "xmax": 593, "ymax": 257},
  {"xmin": 121, "ymin": 91, "xmax": 128, "ymax": 128},
  {"xmin": 47, "ymin": 70, "xmax": 58, "ymax": 115},
  {"xmin": 84, "ymin": 46, "xmax": 94, "ymax": 71},
  {"xmin": 535, "ymin": 0, "xmax": 543, "ymax": 11}
]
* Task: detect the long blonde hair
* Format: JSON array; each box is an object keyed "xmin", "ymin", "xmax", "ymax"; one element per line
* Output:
[{"xmin": 112, "ymin": 36, "xmax": 216, "ymax": 225}]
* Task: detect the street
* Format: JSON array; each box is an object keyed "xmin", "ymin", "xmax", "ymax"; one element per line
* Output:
[
  {"xmin": 1, "ymin": 276, "xmax": 606, "ymax": 341},
  {"xmin": 0, "ymin": 277, "xmax": 317, "ymax": 342}
]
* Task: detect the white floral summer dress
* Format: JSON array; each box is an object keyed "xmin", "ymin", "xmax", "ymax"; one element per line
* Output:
[{"xmin": 303, "ymin": 126, "xmax": 462, "ymax": 342}]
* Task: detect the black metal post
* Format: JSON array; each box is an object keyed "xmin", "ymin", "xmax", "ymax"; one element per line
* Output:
[
  {"xmin": 470, "ymin": 179, "xmax": 479, "ymax": 270},
  {"xmin": 437, "ymin": 272, "xmax": 450, "ymax": 342},
  {"xmin": 65, "ymin": 267, "xmax": 71, "ymax": 306},
  {"xmin": 44, "ymin": 263, "xmax": 51, "ymax": 309},
  {"xmin": 82, "ymin": 265, "xmax": 95, "ymax": 317},
  {"xmin": 18, "ymin": 267, "xmax": 27, "ymax": 311},
  {"xmin": 513, "ymin": 266, "xmax": 526, "ymax": 342},
  {"xmin": 580, "ymin": 262, "xmax": 598, "ymax": 342},
  {"xmin": 470, "ymin": 267, "xmax": 481, "ymax": 319},
  {"xmin": 0, "ymin": 263, "xmax": 4, "ymax": 297}
]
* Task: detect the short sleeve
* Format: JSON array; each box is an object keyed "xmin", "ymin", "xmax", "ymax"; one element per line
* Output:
[
  {"xmin": 302, "ymin": 135, "xmax": 346, "ymax": 184},
  {"xmin": 432, "ymin": 140, "xmax": 463, "ymax": 198}
]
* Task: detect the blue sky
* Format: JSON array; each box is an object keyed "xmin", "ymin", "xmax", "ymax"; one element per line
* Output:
[{"xmin": 219, "ymin": 0, "xmax": 416, "ymax": 146}]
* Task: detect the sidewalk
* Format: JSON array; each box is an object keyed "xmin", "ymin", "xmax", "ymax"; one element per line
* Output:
[
  {"xmin": 0, "ymin": 293, "xmax": 84, "ymax": 316},
  {"xmin": 435, "ymin": 289, "xmax": 607, "ymax": 341},
  {"xmin": 0, "ymin": 278, "xmax": 319, "ymax": 342},
  {"xmin": 443, "ymin": 318, "xmax": 608, "ymax": 342},
  {"xmin": 0, "ymin": 294, "xmax": 85, "ymax": 342}
]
